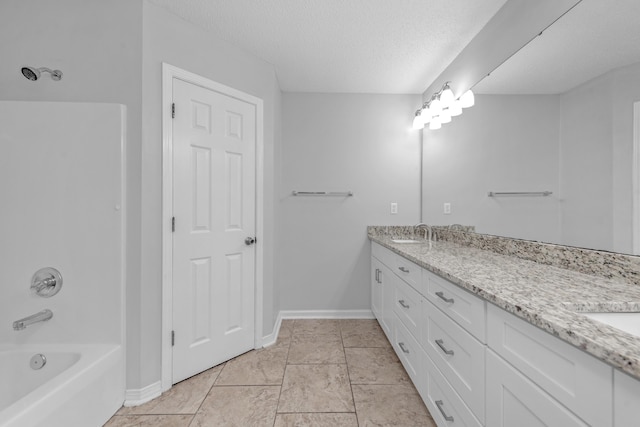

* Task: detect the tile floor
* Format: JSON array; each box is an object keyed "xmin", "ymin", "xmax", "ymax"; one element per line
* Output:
[{"xmin": 105, "ymin": 319, "xmax": 436, "ymax": 426}]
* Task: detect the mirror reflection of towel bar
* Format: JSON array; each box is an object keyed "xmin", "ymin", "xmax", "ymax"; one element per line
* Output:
[
  {"xmin": 488, "ymin": 191, "xmax": 552, "ymax": 197},
  {"xmin": 292, "ymin": 191, "xmax": 353, "ymax": 197}
]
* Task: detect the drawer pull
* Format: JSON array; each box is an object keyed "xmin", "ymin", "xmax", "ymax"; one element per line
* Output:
[
  {"xmin": 435, "ymin": 339, "xmax": 454, "ymax": 356},
  {"xmin": 398, "ymin": 299, "xmax": 410, "ymax": 309},
  {"xmin": 398, "ymin": 266, "xmax": 410, "ymax": 273},
  {"xmin": 375, "ymin": 269, "xmax": 380, "ymax": 283},
  {"xmin": 435, "ymin": 400, "xmax": 454, "ymax": 422},
  {"xmin": 435, "ymin": 291, "xmax": 454, "ymax": 304},
  {"xmin": 398, "ymin": 342, "xmax": 410, "ymax": 354}
]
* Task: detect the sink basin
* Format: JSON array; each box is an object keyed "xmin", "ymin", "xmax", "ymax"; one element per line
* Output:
[
  {"xmin": 391, "ymin": 239, "xmax": 421, "ymax": 244},
  {"xmin": 581, "ymin": 312, "xmax": 640, "ymax": 338}
]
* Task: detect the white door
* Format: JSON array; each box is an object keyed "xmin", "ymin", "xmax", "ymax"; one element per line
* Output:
[{"xmin": 172, "ymin": 78, "xmax": 256, "ymax": 384}]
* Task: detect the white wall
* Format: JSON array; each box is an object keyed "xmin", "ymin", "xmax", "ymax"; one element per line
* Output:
[
  {"xmin": 0, "ymin": 0, "xmax": 144, "ymax": 388},
  {"xmin": 280, "ymin": 93, "xmax": 421, "ymax": 311},
  {"xmin": 560, "ymin": 62, "xmax": 640, "ymax": 253},
  {"xmin": 422, "ymin": 95, "xmax": 562, "ymax": 243},
  {"xmin": 141, "ymin": 1, "xmax": 281, "ymax": 389}
]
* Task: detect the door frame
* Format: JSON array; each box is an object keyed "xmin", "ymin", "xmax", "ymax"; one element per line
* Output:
[
  {"xmin": 634, "ymin": 101, "xmax": 640, "ymax": 255},
  {"xmin": 160, "ymin": 63, "xmax": 264, "ymax": 391}
]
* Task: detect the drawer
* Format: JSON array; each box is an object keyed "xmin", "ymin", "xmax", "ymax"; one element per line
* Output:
[
  {"xmin": 424, "ymin": 270, "xmax": 486, "ymax": 342},
  {"xmin": 372, "ymin": 242, "xmax": 395, "ymax": 268},
  {"xmin": 392, "ymin": 314, "xmax": 421, "ymax": 384},
  {"xmin": 487, "ymin": 304, "xmax": 612, "ymax": 427},
  {"xmin": 422, "ymin": 299, "xmax": 485, "ymax": 423},
  {"xmin": 394, "ymin": 254, "xmax": 421, "ymax": 292},
  {"xmin": 393, "ymin": 277, "xmax": 422, "ymax": 340},
  {"xmin": 422, "ymin": 351, "xmax": 482, "ymax": 427},
  {"xmin": 486, "ymin": 350, "xmax": 589, "ymax": 427}
]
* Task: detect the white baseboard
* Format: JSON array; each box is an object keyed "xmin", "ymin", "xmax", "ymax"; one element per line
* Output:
[
  {"xmin": 261, "ymin": 309, "xmax": 375, "ymax": 347},
  {"xmin": 124, "ymin": 381, "xmax": 162, "ymax": 407},
  {"xmin": 279, "ymin": 309, "xmax": 374, "ymax": 319}
]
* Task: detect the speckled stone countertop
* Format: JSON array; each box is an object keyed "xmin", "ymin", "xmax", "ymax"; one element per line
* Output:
[{"xmin": 369, "ymin": 231, "xmax": 640, "ymax": 380}]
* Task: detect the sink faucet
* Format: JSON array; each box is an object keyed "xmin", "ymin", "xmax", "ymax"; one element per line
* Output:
[
  {"xmin": 414, "ymin": 223, "xmax": 434, "ymax": 242},
  {"xmin": 13, "ymin": 309, "xmax": 53, "ymax": 331}
]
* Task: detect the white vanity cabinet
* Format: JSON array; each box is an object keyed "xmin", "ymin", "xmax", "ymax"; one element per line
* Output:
[
  {"xmin": 370, "ymin": 241, "xmax": 640, "ymax": 427},
  {"xmin": 486, "ymin": 304, "xmax": 612, "ymax": 427}
]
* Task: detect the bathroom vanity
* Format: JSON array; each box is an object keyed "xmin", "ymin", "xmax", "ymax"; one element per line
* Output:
[{"xmin": 369, "ymin": 227, "xmax": 640, "ymax": 427}]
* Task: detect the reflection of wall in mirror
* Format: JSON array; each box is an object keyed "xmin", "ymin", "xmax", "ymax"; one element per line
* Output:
[{"xmin": 421, "ymin": 61, "xmax": 640, "ymax": 254}]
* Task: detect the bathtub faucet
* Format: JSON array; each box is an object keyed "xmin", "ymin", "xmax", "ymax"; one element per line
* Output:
[{"xmin": 12, "ymin": 309, "xmax": 53, "ymax": 331}]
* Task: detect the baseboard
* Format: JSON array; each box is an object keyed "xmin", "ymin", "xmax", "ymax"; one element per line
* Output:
[
  {"xmin": 261, "ymin": 309, "xmax": 375, "ymax": 347},
  {"xmin": 279, "ymin": 309, "xmax": 374, "ymax": 319},
  {"xmin": 124, "ymin": 381, "xmax": 162, "ymax": 407}
]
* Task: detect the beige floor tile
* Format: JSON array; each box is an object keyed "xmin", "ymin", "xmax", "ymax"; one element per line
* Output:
[
  {"xmin": 274, "ymin": 413, "xmax": 358, "ymax": 427},
  {"xmin": 278, "ymin": 364, "xmax": 354, "ymax": 413},
  {"xmin": 352, "ymin": 384, "xmax": 436, "ymax": 427},
  {"xmin": 288, "ymin": 333, "xmax": 345, "ymax": 364},
  {"xmin": 292, "ymin": 319, "xmax": 341, "ymax": 336},
  {"xmin": 280, "ymin": 319, "xmax": 295, "ymax": 334},
  {"xmin": 190, "ymin": 385, "xmax": 280, "ymax": 427},
  {"xmin": 340, "ymin": 319, "xmax": 391, "ymax": 348},
  {"xmin": 117, "ymin": 365, "xmax": 223, "ymax": 415},
  {"xmin": 215, "ymin": 344, "xmax": 289, "ymax": 385},
  {"xmin": 103, "ymin": 414, "xmax": 193, "ymax": 427},
  {"xmin": 345, "ymin": 347, "xmax": 410, "ymax": 385}
]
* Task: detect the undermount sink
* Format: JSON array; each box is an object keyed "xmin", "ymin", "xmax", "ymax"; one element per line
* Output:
[
  {"xmin": 391, "ymin": 239, "xmax": 421, "ymax": 244},
  {"xmin": 581, "ymin": 312, "xmax": 640, "ymax": 338}
]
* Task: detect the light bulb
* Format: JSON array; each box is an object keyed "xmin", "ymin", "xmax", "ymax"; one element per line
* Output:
[
  {"xmin": 440, "ymin": 85, "xmax": 455, "ymax": 108},
  {"xmin": 412, "ymin": 113, "xmax": 424, "ymax": 130},
  {"xmin": 429, "ymin": 116, "xmax": 441, "ymax": 130},
  {"xmin": 420, "ymin": 107, "xmax": 431, "ymax": 125},
  {"xmin": 460, "ymin": 89, "xmax": 475, "ymax": 108},
  {"xmin": 440, "ymin": 109, "xmax": 452, "ymax": 124},
  {"xmin": 449, "ymin": 100, "xmax": 462, "ymax": 117},
  {"xmin": 430, "ymin": 97, "xmax": 442, "ymax": 115}
]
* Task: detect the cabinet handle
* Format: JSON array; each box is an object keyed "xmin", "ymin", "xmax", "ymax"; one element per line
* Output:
[
  {"xmin": 398, "ymin": 342, "xmax": 410, "ymax": 354},
  {"xmin": 435, "ymin": 400, "xmax": 454, "ymax": 422},
  {"xmin": 398, "ymin": 267, "xmax": 410, "ymax": 273},
  {"xmin": 375, "ymin": 269, "xmax": 379, "ymax": 283},
  {"xmin": 435, "ymin": 339, "xmax": 454, "ymax": 356},
  {"xmin": 398, "ymin": 299, "xmax": 410, "ymax": 309},
  {"xmin": 435, "ymin": 291, "xmax": 454, "ymax": 304}
]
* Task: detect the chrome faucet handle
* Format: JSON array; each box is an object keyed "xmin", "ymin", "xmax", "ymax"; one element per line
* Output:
[{"xmin": 31, "ymin": 267, "xmax": 63, "ymax": 298}]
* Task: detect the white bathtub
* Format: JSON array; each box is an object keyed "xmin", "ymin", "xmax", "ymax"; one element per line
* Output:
[{"xmin": 0, "ymin": 344, "xmax": 124, "ymax": 427}]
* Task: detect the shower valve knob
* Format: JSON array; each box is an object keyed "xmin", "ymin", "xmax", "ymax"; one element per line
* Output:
[{"xmin": 31, "ymin": 267, "xmax": 63, "ymax": 298}]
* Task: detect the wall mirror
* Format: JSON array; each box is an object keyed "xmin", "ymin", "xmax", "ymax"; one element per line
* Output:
[{"xmin": 421, "ymin": 0, "xmax": 640, "ymax": 254}]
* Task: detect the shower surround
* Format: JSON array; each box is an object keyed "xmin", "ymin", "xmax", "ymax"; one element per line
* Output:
[{"xmin": 0, "ymin": 101, "xmax": 126, "ymax": 427}]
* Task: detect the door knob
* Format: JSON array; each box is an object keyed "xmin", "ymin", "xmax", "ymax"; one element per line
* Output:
[{"xmin": 244, "ymin": 237, "xmax": 256, "ymax": 245}]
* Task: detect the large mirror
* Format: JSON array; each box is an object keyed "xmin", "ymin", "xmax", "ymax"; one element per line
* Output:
[{"xmin": 421, "ymin": 0, "xmax": 640, "ymax": 254}]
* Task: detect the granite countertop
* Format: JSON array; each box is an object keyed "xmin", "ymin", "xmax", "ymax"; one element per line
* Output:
[{"xmin": 369, "ymin": 234, "xmax": 640, "ymax": 380}]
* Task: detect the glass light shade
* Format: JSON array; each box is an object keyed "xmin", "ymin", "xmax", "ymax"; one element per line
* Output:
[
  {"xmin": 412, "ymin": 114, "xmax": 424, "ymax": 130},
  {"xmin": 429, "ymin": 116, "xmax": 442, "ymax": 130},
  {"xmin": 440, "ymin": 87, "xmax": 455, "ymax": 108},
  {"xmin": 430, "ymin": 97, "xmax": 442, "ymax": 115},
  {"xmin": 440, "ymin": 109, "xmax": 452, "ymax": 124},
  {"xmin": 420, "ymin": 108, "xmax": 431, "ymax": 125},
  {"xmin": 460, "ymin": 89, "xmax": 475, "ymax": 108},
  {"xmin": 449, "ymin": 100, "xmax": 462, "ymax": 117}
]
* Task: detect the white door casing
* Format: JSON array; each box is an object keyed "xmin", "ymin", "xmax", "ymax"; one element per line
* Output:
[{"xmin": 162, "ymin": 64, "xmax": 264, "ymax": 390}]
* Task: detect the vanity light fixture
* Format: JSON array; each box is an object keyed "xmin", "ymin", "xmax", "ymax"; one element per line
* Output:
[
  {"xmin": 413, "ymin": 82, "xmax": 474, "ymax": 131},
  {"xmin": 460, "ymin": 89, "xmax": 475, "ymax": 108}
]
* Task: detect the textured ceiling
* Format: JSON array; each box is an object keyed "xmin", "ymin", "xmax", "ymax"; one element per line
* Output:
[
  {"xmin": 474, "ymin": 0, "xmax": 640, "ymax": 94},
  {"xmin": 147, "ymin": 0, "xmax": 508, "ymax": 94}
]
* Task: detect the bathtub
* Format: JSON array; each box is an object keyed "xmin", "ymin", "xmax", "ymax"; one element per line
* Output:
[{"xmin": 0, "ymin": 344, "xmax": 124, "ymax": 427}]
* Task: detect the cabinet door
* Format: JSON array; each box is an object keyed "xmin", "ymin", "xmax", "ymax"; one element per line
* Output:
[
  {"xmin": 614, "ymin": 370, "xmax": 640, "ymax": 427},
  {"xmin": 371, "ymin": 256, "xmax": 384, "ymax": 320},
  {"xmin": 380, "ymin": 263, "xmax": 395, "ymax": 338},
  {"xmin": 486, "ymin": 350, "xmax": 589, "ymax": 427}
]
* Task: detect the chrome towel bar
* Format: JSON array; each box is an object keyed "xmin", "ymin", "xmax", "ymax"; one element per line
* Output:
[
  {"xmin": 488, "ymin": 191, "xmax": 552, "ymax": 197},
  {"xmin": 292, "ymin": 191, "xmax": 353, "ymax": 197}
]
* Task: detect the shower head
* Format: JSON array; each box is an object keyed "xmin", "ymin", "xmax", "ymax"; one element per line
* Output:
[{"xmin": 21, "ymin": 66, "xmax": 63, "ymax": 81}]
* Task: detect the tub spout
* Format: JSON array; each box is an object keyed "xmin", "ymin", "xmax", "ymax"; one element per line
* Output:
[{"xmin": 12, "ymin": 309, "xmax": 53, "ymax": 331}]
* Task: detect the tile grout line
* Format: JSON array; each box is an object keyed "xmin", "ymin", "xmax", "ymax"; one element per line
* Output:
[
  {"xmin": 340, "ymin": 320, "xmax": 361, "ymax": 427},
  {"xmin": 272, "ymin": 319, "xmax": 293, "ymax": 426}
]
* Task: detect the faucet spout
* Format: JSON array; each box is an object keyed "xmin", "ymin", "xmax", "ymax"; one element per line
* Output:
[
  {"xmin": 12, "ymin": 309, "xmax": 53, "ymax": 331},
  {"xmin": 414, "ymin": 223, "xmax": 433, "ymax": 242}
]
